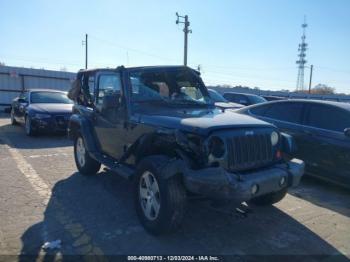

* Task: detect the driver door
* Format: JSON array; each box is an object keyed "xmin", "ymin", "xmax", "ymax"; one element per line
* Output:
[{"xmin": 93, "ymin": 72, "xmax": 127, "ymax": 160}]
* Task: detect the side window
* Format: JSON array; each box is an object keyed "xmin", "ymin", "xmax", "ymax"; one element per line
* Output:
[
  {"xmin": 224, "ymin": 94, "xmax": 237, "ymax": 103},
  {"xmin": 96, "ymin": 74, "xmax": 122, "ymax": 106},
  {"xmin": 249, "ymin": 104, "xmax": 271, "ymax": 116},
  {"xmin": 307, "ymin": 105, "xmax": 350, "ymax": 132},
  {"xmin": 263, "ymin": 102, "xmax": 304, "ymax": 124},
  {"xmin": 237, "ymin": 95, "xmax": 249, "ymax": 105}
]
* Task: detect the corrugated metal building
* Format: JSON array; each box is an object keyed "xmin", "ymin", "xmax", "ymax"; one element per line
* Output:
[{"xmin": 0, "ymin": 66, "xmax": 76, "ymax": 111}]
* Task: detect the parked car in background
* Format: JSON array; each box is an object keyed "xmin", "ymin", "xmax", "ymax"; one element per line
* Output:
[
  {"xmin": 223, "ymin": 92, "xmax": 267, "ymax": 106},
  {"xmin": 262, "ymin": 95, "xmax": 286, "ymax": 101},
  {"xmin": 237, "ymin": 100, "xmax": 350, "ymax": 188},
  {"xmin": 11, "ymin": 89, "xmax": 73, "ymax": 136},
  {"xmin": 208, "ymin": 89, "xmax": 243, "ymax": 109}
]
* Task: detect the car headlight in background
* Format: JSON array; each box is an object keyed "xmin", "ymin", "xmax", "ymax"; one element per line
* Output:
[
  {"xmin": 271, "ymin": 131, "xmax": 279, "ymax": 146},
  {"xmin": 34, "ymin": 113, "xmax": 51, "ymax": 119},
  {"xmin": 208, "ymin": 136, "xmax": 226, "ymax": 159}
]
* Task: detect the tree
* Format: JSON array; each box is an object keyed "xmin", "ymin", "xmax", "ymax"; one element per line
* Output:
[{"xmin": 311, "ymin": 84, "xmax": 335, "ymax": 95}]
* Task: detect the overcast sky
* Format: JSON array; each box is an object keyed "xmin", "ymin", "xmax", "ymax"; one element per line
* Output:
[{"xmin": 0, "ymin": 0, "xmax": 349, "ymax": 93}]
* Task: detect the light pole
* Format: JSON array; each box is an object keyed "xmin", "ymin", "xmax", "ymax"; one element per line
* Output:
[{"xmin": 176, "ymin": 12, "xmax": 192, "ymax": 66}]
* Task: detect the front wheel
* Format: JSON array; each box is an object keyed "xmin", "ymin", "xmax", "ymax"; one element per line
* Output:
[
  {"xmin": 74, "ymin": 135, "xmax": 101, "ymax": 175},
  {"xmin": 250, "ymin": 188, "xmax": 288, "ymax": 206},
  {"xmin": 10, "ymin": 109, "xmax": 18, "ymax": 125},
  {"xmin": 134, "ymin": 156, "xmax": 187, "ymax": 235},
  {"xmin": 25, "ymin": 116, "xmax": 36, "ymax": 136}
]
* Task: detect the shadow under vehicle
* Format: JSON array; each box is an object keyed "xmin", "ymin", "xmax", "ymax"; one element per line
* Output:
[
  {"xmin": 236, "ymin": 99, "xmax": 350, "ymax": 188},
  {"xmin": 10, "ymin": 89, "xmax": 73, "ymax": 136},
  {"xmin": 67, "ymin": 65, "xmax": 304, "ymax": 235}
]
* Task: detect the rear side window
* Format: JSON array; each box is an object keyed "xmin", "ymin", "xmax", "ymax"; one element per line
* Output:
[
  {"xmin": 263, "ymin": 102, "xmax": 304, "ymax": 124},
  {"xmin": 249, "ymin": 104, "xmax": 271, "ymax": 116},
  {"xmin": 224, "ymin": 94, "xmax": 248, "ymax": 104},
  {"xmin": 307, "ymin": 104, "xmax": 350, "ymax": 132}
]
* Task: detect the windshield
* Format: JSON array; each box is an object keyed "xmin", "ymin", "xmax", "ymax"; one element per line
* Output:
[
  {"xmin": 208, "ymin": 89, "xmax": 228, "ymax": 103},
  {"xmin": 129, "ymin": 68, "xmax": 213, "ymax": 106},
  {"xmin": 249, "ymin": 95, "xmax": 267, "ymax": 104},
  {"xmin": 30, "ymin": 91, "xmax": 73, "ymax": 104}
]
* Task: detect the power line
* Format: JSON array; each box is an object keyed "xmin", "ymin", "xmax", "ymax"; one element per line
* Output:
[{"xmin": 89, "ymin": 35, "xmax": 179, "ymax": 63}]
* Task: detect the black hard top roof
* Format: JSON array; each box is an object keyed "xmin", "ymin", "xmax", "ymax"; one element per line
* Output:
[{"xmin": 78, "ymin": 65, "xmax": 197, "ymax": 74}]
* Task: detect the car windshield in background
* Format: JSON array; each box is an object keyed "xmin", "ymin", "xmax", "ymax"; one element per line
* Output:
[
  {"xmin": 129, "ymin": 68, "xmax": 213, "ymax": 106},
  {"xmin": 250, "ymin": 95, "xmax": 267, "ymax": 104},
  {"xmin": 30, "ymin": 92, "xmax": 73, "ymax": 104},
  {"xmin": 208, "ymin": 89, "xmax": 228, "ymax": 103}
]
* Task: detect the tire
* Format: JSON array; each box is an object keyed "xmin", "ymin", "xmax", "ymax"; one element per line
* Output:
[
  {"xmin": 250, "ymin": 188, "xmax": 288, "ymax": 206},
  {"xmin": 25, "ymin": 116, "xmax": 36, "ymax": 136},
  {"xmin": 10, "ymin": 109, "xmax": 18, "ymax": 125},
  {"xmin": 74, "ymin": 134, "xmax": 101, "ymax": 175},
  {"xmin": 134, "ymin": 156, "xmax": 186, "ymax": 235}
]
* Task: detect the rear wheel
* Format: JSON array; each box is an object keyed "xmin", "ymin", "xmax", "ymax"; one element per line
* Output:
[
  {"xmin": 250, "ymin": 188, "xmax": 288, "ymax": 206},
  {"xmin": 74, "ymin": 135, "xmax": 101, "ymax": 175},
  {"xmin": 10, "ymin": 109, "xmax": 18, "ymax": 125},
  {"xmin": 134, "ymin": 156, "xmax": 186, "ymax": 235}
]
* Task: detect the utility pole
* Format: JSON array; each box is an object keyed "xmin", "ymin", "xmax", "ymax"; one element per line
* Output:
[
  {"xmin": 176, "ymin": 12, "xmax": 192, "ymax": 66},
  {"xmin": 82, "ymin": 34, "xmax": 88, "ymax": 69},
  {"xmin": 308, "ymin": 64, "xmax": 313, "ymax": 94},
  {"xmin": 296, "ymin": 16, "xmax": 308, "ymax": 91}
]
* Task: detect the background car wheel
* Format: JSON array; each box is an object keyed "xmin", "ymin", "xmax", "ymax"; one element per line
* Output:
[
  {"xmin": 25, "ymin": 116, "xmax": 36, "ymax": 136},
  {"xmin": 74, "ymin": 135, "xmax": 101, "ymax": 175},
  {"xmin": 134, "ymin": 156, "xmax": 187, "ymax": 235},
  {"xmin": 10, "ymin": 109, "xmax": 18, "ymax": 125},
  {"xmin": 250, "ymin": 188, "xmax": 288, "ymax": 206}
]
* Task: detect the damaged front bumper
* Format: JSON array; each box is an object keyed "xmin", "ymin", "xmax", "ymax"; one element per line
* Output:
[{"xmin": 166, "ymin": 159, "xmax": 304, "ymax": 203}]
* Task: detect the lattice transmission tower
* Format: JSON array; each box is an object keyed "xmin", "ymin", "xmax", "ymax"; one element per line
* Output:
[{"xmin": 296, "ymin": 17, "xmax": 308, "ymax": 91}]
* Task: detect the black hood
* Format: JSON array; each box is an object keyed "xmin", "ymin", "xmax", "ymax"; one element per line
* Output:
[
  {"xmin": 135, "ymin": 107, "xmax": 274, "ymax": 136},
  {"xmin": 28, "ymin": 103, "xmax": 73, "ymax": 114}
]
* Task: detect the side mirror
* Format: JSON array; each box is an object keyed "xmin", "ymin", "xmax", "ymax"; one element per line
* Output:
[
  {"xmin": 102, "ymin": 92, "xmax": 121, "ymax": 111},
  {"xmin": 344, "ymin": 128, "xmax": 350, "ymax": 137}
]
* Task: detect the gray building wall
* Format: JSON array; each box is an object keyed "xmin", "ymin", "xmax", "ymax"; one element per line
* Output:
[{"xmin": 0, "ymin": 66, "xmax": 76, "ymax": 111}]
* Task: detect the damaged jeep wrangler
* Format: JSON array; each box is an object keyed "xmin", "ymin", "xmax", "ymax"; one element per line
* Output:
[{"xmin": 68, "ymin": 66, "xmax": 304, "ymax": 235}]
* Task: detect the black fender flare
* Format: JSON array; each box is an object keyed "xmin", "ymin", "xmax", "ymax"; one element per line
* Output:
[
  {"xmin": 138, "ymin": 155, "xmax": 188, "ymax": 181},
  {"xmin": 68, "ymin": 114, "xmax": 98, "ymax": 153}
]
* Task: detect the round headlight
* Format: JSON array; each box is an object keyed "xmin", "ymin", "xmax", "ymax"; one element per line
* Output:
[
  {"xmin": 271, "ymin": 131, "xmax": 279, "ymax": 146},
  {"xmin": 208, "ymin": 136, "xmax": 226, "ymax": 159}
]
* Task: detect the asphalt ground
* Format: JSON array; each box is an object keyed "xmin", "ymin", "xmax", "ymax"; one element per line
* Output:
[{"xmin": 0, "ymin": 115, "xmax": 349, "ymax": 261}]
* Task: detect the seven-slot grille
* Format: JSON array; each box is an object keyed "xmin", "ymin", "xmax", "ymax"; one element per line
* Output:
[{"xmin": 227, "ymin": 133, "xmax": 273, "ymax": 172}]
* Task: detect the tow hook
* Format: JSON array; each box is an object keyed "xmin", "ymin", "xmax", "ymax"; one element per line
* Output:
[
  {"xmin": 209, "ymin": 201, "xmax": 253, "ymax": 218},
  {"xmin": 235, "ymin": 202, "xmax": 253, "ymax": 218}
]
